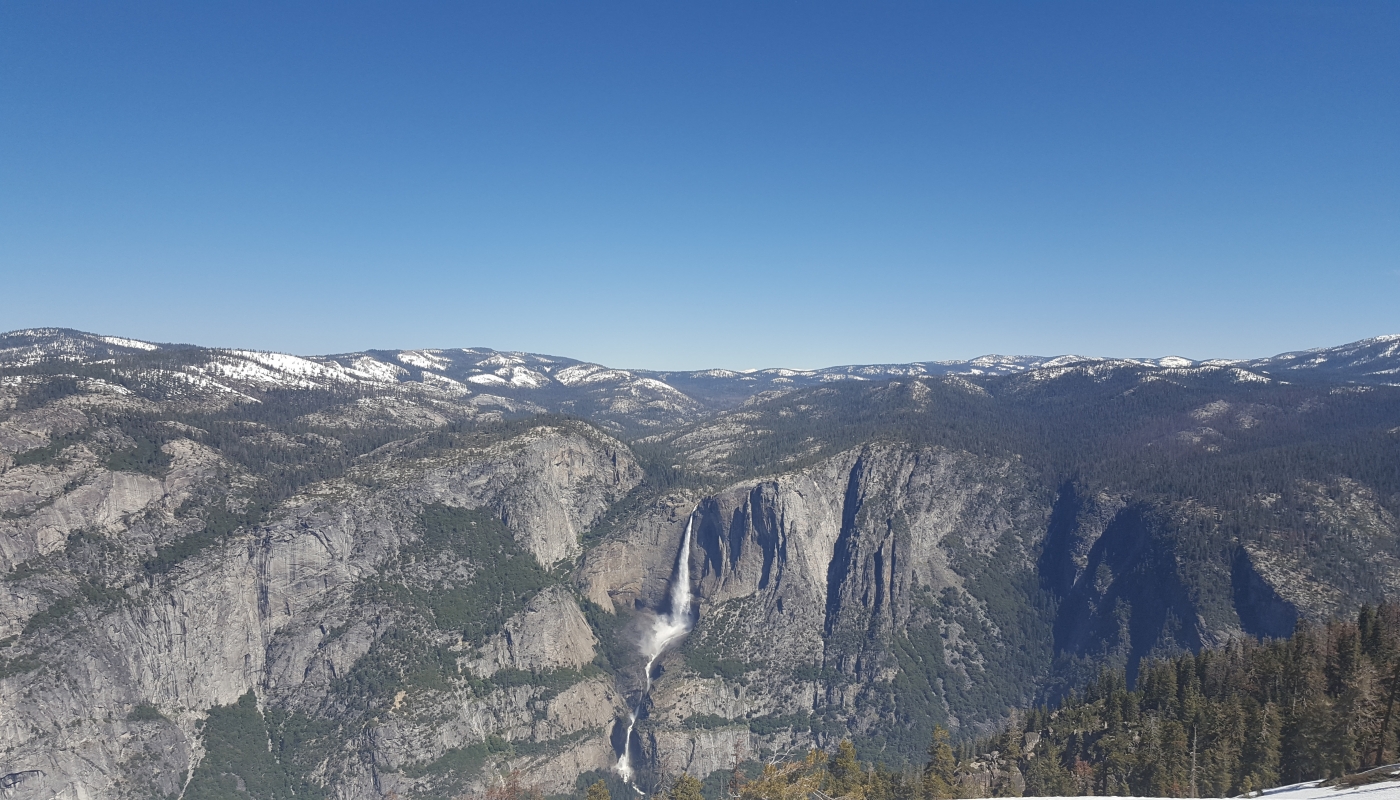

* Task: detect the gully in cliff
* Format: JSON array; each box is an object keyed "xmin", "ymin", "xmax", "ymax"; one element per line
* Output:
[{"xmin": 617, "ymin": 512, "xmax": 698, "ymax": 787}]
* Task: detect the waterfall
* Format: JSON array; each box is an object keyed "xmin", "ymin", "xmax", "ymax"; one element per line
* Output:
[{"xmin": 617, "ymin": 512, "xmax": 696, "ymax": 786}]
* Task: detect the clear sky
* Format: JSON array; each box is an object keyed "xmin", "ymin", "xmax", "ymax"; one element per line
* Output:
[{"xmin": 2, "ymin": 2, "xmax": 1396, "ymax": 370}]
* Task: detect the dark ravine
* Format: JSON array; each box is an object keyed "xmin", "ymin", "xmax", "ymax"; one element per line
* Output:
[{"xmin": 0, "ymin": 329, "xmax": 1397, "ymax": 799}]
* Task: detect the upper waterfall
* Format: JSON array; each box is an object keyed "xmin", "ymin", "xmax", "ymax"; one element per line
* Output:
[
  {"xmin": 643, "ymin": 513, "xmax": 696, "ymax": 681},
  {"xmin": 617, "ymin": 512, "xmax": 698, "ymax": 785}
]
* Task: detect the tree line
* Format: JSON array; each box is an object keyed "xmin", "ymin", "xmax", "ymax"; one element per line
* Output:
[{"xmin": 552, "ymin": 603, "xmax": 1400, "ymax": 800}]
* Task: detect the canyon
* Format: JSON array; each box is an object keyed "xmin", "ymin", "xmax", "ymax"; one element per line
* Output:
[{"xmin": 0, "ymin": 329, "xmax": 1397, "ymax": 799}]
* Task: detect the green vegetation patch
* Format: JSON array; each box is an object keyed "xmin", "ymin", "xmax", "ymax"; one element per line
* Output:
[
  {"xmin": 333, "ymin": 506, "xmax": 562, "ymax": 716},
  {"xmin": 22, "ymin": 578, "xmax": 126, "ymax": 635},
  {"xmin": 15, "ymin": 376, "xmax": 86, "ymax": 411},
  {"xmin": 186, "ymin": 692, "xmax": 309, "ymax": 800},
  {"xmin": 579, "ymin": 597, "xmax": 635, "ymax": 674},
  {"xmin": 127, "ymin": 702, "xmax": 166, "ymax": 722},
  {"xmin": 682, "ymin": 600, "xmax": 760, "ymax": 681},
  {"xmin": 573, "ymin": 770, "xmax": 634, "ymax": 800},
  {"xmin": 489, "ymin": 664, "xmax": 601, "ymax": 696},
  {"xmin": 11, "ymin": 429, "xmax": 91, "ymax": 469},
  {"xmin": 405, "ymin": 504, "xmax": 556, "ymax": 640},
  {"xmin": 747, "ymin": 713, "xmax": 815, "ymax": 736},
  {"xmin": 683, "ymin": 713, "xmax": 736, "ymax": 730},
  {"xmin": 105, "ymin": 434, "xmax": 173, "ymax": 476},
  {"xmin": 685, "ymin": 649, "xmax": 751, "ymax": 681},
  {"xmin": 401, "ymin": 735, "xmax": 514, "ymax": 798},
  {"xmin": 146, "ymin": 501, "xmax": 260, "ymax": 574},
  {"xmin": 334, "ymin": 626, "xmax": 461, "ymax": 708},
  {"xmin": 0, "ymin": 653, "xmax": 41, "ymax": 679}
]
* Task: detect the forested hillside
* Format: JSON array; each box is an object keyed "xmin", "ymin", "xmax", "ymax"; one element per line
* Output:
[{"xmin": 678, "ymin": 604, "xmax": 1400, "ymax": 799}]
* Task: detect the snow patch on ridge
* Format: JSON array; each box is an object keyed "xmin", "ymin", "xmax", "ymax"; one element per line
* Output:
[
  {"xmin": 397, "ymin": 350, "xmax": 453, "ymax": 370},
  {"xmin": 98, "ymin": 336, "xmax": 159, "ymax": 351}
]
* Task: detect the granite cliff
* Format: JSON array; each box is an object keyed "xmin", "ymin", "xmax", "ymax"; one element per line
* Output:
[{"xmin": 0, "ymin": 330, "xmax": 1397, "ymax": 799}]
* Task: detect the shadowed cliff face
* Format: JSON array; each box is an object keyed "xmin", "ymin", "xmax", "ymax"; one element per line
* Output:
[
  {"xmin": 584, "ymin": 443, "xmax": 1055, "ymax": 781},
  {"xmin": 1231, "ymin": 547, "xmax": 1298, "ymax": 640},
  {"xmin": 1045, "ymin": 502, "xmax": 1203, "ymax": 683},
  {"xmin": 1036, "ymin": 483, "xmax": 1315, "ymax": 690}
]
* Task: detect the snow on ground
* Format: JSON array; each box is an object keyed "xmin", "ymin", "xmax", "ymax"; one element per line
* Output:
[
  {"xmin": 474, "ymin": 353, "xmax": 527, "ymax": 368},
  {"xmin": 419, "ymin": 372, "xmax": 469, "ymax": 394},
  {"xmin": 227, "ymin": 350, "xmax": 361, "ymax": 384},
  {"xmin": 341, "ymin": 356, "xmax": 406, "ymax": 383},
  {"xmin": 200, "ymin": 355, "xmax": 323, "ymax": 389},
  {"xmin": 693, "ymin": 369, "xmax": 741, "ymax": 378},
  {"xmin": 767, "ymin": 368, "xmax": 815, "ymax": 377},
  {"xmin": 98, "ymin": 335, "xmax": 159, "ymax": 351},
  {"xmin": 74, "ymin": 377, "xmax": 133, "ymax": 396},
  {"xmin": 964, "ymin": 355, "xmax": 1048, "ymax": 373},
  {"xmin": 633, "ymin": 377, "xmax": 688, "ymax": 396},
  {"xmin": 396, "ymin": 350, "xmax": 453, "ymax": 370},
  {"xmin": 1231, "ymin": 368, "xmax": 1272, "ymax": 383},
  {"xmin": 554, "ymin": 364, "xmax": 617, "ymax": 385},
  {"xmin": 1258, "ymin": 778, "xmax": 1400, "ymax": 799},
  {"xmin": 830, "ymin": 364, "xmax": 930, "ymax": 377},
  {"xmin": 1156, "ymin": 356, "xmax": 1194, "ymax": 368},
  {"xmin": 1021, "ymin": 779, "xmax": 1400, "ymax": 800},
  {"xmin": 505, "ymin": 367, "xmax": 550, "ymax": 388},
  {"xmin": 154, "ymin": 370, "xmax": 260, "ymax": 402},
  {"xmin": 1040, "ymin": 355, "xmax": 1101, "ymax": 368}
]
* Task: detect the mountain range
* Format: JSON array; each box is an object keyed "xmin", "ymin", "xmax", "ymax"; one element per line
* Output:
[
  {"xmin": 0, "ymin": 328, "xmax": 1397, "ymax": 800},
  {"xmin": 3, "ymin": 328, "xmax": 1398, "ymax": 431}
]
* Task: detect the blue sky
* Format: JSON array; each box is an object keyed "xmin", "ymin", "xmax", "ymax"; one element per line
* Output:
[{"xmin": 2, "ymin": 1, "xmax": 1396, "ymax": 369}]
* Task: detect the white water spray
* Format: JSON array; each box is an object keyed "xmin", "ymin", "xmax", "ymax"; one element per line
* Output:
[{"xmin": 617, "ymin": 513, "xmax": 697, "ymax": 785}]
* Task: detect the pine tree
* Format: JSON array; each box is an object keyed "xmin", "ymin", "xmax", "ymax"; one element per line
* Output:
[
  {"xmin": 585, "ymin": 780, "xmax": 611, "ymax": 800},
  {"xmin": 1147, "ymin": 719, "xmax": 1189, "ymax": 796},
  {"xmin": 923, "ymin": 726, "xmax": 958, "ymax": 799},
  {"xmin": 986, "ymin": 714, "xmax": 1024, "ymax": 797},
  {"xmin": 1375, "ymin": 660, "xmax": 1400, "ymax": 767},
  {"xmin": 669, "ymin": 774, "xmax": 704, "ymax": 800},
  {"xmin": 738, "ymin": 751, "xmax": 826, "ymax": 800},
  {"xmin": 828, "ymin": 740, "xmax": 866, "ymax": 799}
]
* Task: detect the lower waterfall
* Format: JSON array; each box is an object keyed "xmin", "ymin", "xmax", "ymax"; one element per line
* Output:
[{"xmin": 617, "ymin": 512, "xmax": 697, "ymax": 786}]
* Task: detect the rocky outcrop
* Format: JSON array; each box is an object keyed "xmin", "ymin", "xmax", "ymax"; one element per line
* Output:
[
  {"xmin": 408, "ymin": 425, "xmax": 643, "ymax": 566},
  {"xmin": 0, "ymin": 437, "xmax": 221, "ymax": 575},
  {"xmin": 466, "ymin": 586, "xmax": 599, "ymax": 677},
  {"xmin": 0, "ymin": 419, "xmax": 639, "ymax": 800},
  {"xmin": 577, "ymin": 442, "xmax": 1049, "ymax": 785}
]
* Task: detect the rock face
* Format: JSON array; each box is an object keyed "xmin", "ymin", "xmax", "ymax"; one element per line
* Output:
[
  {"xmin": 1, "ymin": 332, "xmax": 1398, "ymax": 799},
  {"xmin": 0, "ymin": 393, "xmax": 642, "ymax": 799},
  {"xmin": 577, "ymin": 443, "xmax": 1047, "ymax": 786}
]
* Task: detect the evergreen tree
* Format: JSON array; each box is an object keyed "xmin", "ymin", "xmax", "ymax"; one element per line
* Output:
[
  {"xmin": 669, "ymin": 774, "xmax": 704, "ymax": 800},
  {"xmin": 586, "ymin": 780, "xmax": 611, "ymax": 800},
  {"xmin": 828, "ymin": 740, "xmax": 866, "ymax": 799},
  {"xmin": 922, "ymin": 726, "xmax": 957, "ymax": 799}
]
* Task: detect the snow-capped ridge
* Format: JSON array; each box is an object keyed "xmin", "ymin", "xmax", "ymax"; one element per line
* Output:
[
  {"xmin": 98, "ymin": 335, "xmax": 159, "ymax": 351},
  {"xmin": 2, "ymin": 329, "xmax": 1397, "ymax": 421}
]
